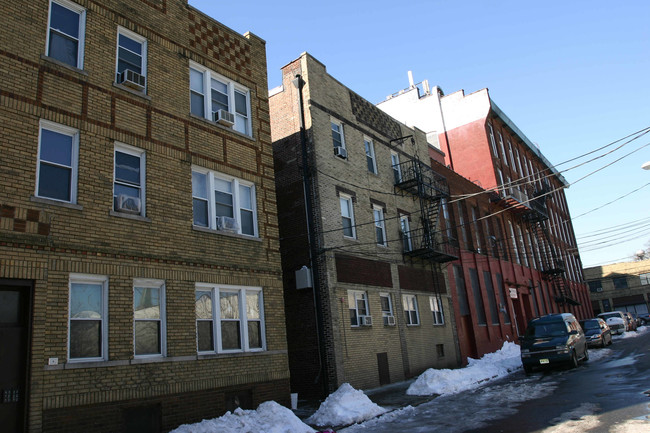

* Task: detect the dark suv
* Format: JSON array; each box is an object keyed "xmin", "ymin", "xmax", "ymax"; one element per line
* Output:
[{"xmin": 520, "ymin": 313, "xmax": 588, "ymax": 373}]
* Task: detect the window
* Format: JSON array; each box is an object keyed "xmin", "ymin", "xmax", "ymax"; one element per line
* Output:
[
  {"xmin": 487, "ymin": 123, "xmax": 497, "ymax": 157},
  {"xmin": 402, "ymin": 294, "xmax": 419, "ymax": 325},
  {"xmin": 115, "ymin": 28, "xmax": 147, "ymax": 91},
  {"xmin": 471, "ymin": 207, "xmax": 483, "ymax": 253},
  {"xmin": 46, "ymin": 0, "xmax": 85, "ymax": 68},
  {"xmin": 436, "ymin": 344, "xmax": 445, "ymax": 358},
  {"xmin": 400, "ymin": 214, "xmax": 412, "ymax": 252},
  {"xmin": 348, "ymin": 290, "xmax": 370, "ymax": 327},
  {"xmin": 640, "ymin": 273, "xmax": 650, "ymax": 285},
  {"xmin": 69, "ymin": 274, "xmax": 108, "ymax": 361},
  {"xmin": 613, "ymin": 276, "xmax": 628, "ymax": 289},
  {"xmin": 364, "ymin": 137, "xmax": 377, "ymax": 174},
  {"xmin": 192, "ymin": 168, "xmax": 258, "ymax": 237},
  {"xmin": 507, "ymin": 140, "xmax": 516, "ymax": 168},
  {"xmin": 508, "ymin": 221, "xmax": 520, "ymax": 264},
  {"xmin": 517, "ymin": 225, "xmax": 528, "ymax": 267},
  {"xmin": 391, "ymin": 151, "xmax": 401, "ymax": 183},
  {"xmin": 469, "ymin": 268, "xmax": 487, "ymax": 325},
  {"xmin": 380, "ymin": 293, "xmax": 394, "ymax": 325},
  {"xmin": 331, "ymin": 120, "xmax": 345, "ymax": 150},
  {"xmin": 373, "ymin": 205, "xmax": 386, "ymax": 246},
  {"xmin": 195, "ymin": 285, "xmax": 265, "ymax": 353},
  {"xmin": 496, "ymin": 168, "xmax": 506, "ymax": 197},
  {"xmin": 497, "ymin": 132, "xmax": 507, "ymax": 164},
  {"xmin": 483, "ymin": 271, "xmax": 499, "ymax": 325},
  {"xmin": 340, "ymin": 195, "xmax": 356, "ymax": 238},
  {"xmin": 429, "ymin": 295, "xmax": 445, "ymax": 325},
  {"xmin": 190, "ymin": 62, "xmax": 252, "ymax": 136},
  {"xmin": 114, "ymin": 144, "xmax": 145, "ymax": 215},
  {"xmin": 134, "ymin": 279, "xmax": 165, "ymax": 357},
  {"xmin": 36, "ymin": 120, "xmax": 79, "ymax": 203}
]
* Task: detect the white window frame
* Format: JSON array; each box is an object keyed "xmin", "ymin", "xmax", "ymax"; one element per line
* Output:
[
  {"xmin": 364, "ymin": 136, "xmax": 377, "ymax": 174},
  {"xmin": 115, "ymin": 27, "xmax": 147, "ymax": 91},
  {"xmin": 68, "ymin": 274, "xmax": 108, "ymax": 362},
  {"xmin": 497, "ymin": 132, "xmax": 507, "ymax": 165},
  {"xmin": 331, "ymin": 119, "xmax": 346, "ymax": 150},
  {"xmin": 348, "ymin": 290, "xmax": 369, "ymax": 327},
  {"xmin": 403, "ymin": 294, "xmax": 420, "ymax": 326},
  {"xmin": 133, "ymin": 279, "xmax": 166, "ymax": 358},
  {"xmin": 340, "ymin": 194, "xmax": 356, "ymax": 239},
  {"xmin": 429, "ymin": 295, "xmax": 445, "ymax": 325},
  {"xmin": 36, "ymin": 120, "xmax": 79, "ymax": 204},
  {"xmin": 195, "ymin": 284, "xmax": 266, "ymax": 354},
  {"xmin": 46, "ymin": 0, "xmax": 86, "ymax": 69},
  {"xmin": 189, "ymin": 61, "xmax": 252, "ymax": 137},
  {"xmin": 391, "ymin": 151, "xmax": 401, "ymax": 183},
  {"xmin": 374, "ymin": 205, "xmax": 387, "ymax": 246},
  {"xmin": 640, "ymin": 273, "xmax": 650, "ymax": 285},
  {"xmin": 487, "ymin": 123, "xmax": 498, "ymax": 157},
  {"xmin": 496, "ymin": 168, "xmax": 505, "ymax": 197},
  {"xmin": 113, "ymin": 143, "xmax": 146, "ymax": 216},
  {"xmin": 508, "ymin": 221, "xmax": 521, "ymax": 264},
  {"xmin": 400, "ymin": 214, "xmax": 412, "ymax": 252},
  {"xmin": 507, "ymin": 140, "xmax": 516, "ymax": 168},
  {"xmin": 380, "ymin": 293, "xmax": 394, "ymax": 325},
  {"xmin": 191, "ymin": 166, "xmax": 258, "ymax": 237},
  {"xmin": 517, "ymin": 225, "xmax": 528, "ymax": 267}
]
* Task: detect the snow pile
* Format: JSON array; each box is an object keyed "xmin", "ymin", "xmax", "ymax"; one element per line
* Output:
[
  {"xmin": 307, "ymin": 383, "xmax": 387, "ymax": 427},
  {"xmin": 615, "ymin": 325, "xmax": 647, "ymax": 339},
  {"xmin": 169, "ymin": 401, "xmax": 315, "ymax": 433},
  {"xmin": 407, "ymin": 341, "xmax": 521, "ymax": 396}
]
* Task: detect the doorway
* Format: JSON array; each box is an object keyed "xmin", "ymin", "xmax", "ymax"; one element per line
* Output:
[{"xmin": 0, "ymin": 280, "xmax": 32, "ymax": 433}]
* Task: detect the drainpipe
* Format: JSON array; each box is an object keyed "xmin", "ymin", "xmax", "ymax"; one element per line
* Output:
[
  {"xmin": 292, "ymin": 74, "xmax": 329, "ymax": 397},
  {"xmin": 436, "ymin": 87, "xmax": 454, "ymax": 170}
]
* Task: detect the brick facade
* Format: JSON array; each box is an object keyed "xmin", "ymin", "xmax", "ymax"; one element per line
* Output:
[
  {"xmin": 0, "ymin": 1, "xmax": 289, "ymax": 431},
  {"xmin": 270, "ymin": 53, "xmax": 460, "ymax": 398}
]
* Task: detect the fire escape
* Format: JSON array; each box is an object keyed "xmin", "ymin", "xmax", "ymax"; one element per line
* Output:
[
  {"xmin": 393, "ymin": 158, "xmax": 458, "ymax": 264},
  {"xmin": 522, "ymin": 183, "xmax": 580, "ymax": 306}
]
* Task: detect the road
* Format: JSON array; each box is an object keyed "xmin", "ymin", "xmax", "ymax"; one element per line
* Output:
[{"xmin": 341, "ymin": 329, "xmax": 650, "ymax": 433}]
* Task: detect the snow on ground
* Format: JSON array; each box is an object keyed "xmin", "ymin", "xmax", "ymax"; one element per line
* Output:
[
  {"xmin": 169, "ymin": 401, "xmax": 315, "ymax": 433},
  {"xmin": 614, "ymin": 325, "xmax": 647, "ymax": 339},
  {"xmin": 306, "ymin": 383, "xmax": 387, "ymax": 428},
  {"xmin": 540, "ymin": 403, "xmax": 601, "ymax": 433},
  {"xmin": 407, "ymin": 341, "xmax": 521, "ymax": 396}
]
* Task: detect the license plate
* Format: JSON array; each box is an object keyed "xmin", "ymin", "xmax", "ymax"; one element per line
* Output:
[{"xmin": 539, "ymin": 359, "xmax": 549, "ymax": 364}]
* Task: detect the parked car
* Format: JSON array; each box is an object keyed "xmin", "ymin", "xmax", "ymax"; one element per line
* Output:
[
  {"xmin": 624, "ymin": 312, "xmax": 637, "ymax": 331},
  {"xmin": 637, "ymin": 312, "xmax": 650, "ymax": 325},
  {"xmin": 629, "ymin": 312, "xmax": 643, "ymax": 328},
  {"xmin": 597, "ymin": 311, "xmax": 626, "ymax": 335},
  {"xmin": 579, "ymin": 318, "xmax": 613, "ymax": 348},
  {"xmin": 520, "ymin": 313, "xmax": 588, "ymax": 374}
]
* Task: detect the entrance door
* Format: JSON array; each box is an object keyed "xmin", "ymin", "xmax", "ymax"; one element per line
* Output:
[{"xmin": 0, "ymin": 281, "xmax": 31, "ymax": 433}]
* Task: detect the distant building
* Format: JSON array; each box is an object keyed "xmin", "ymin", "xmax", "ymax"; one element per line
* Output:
[
  {"xmin": 378, "ymin": 79, "xmax": 592, "ymax": 360},
  {"xmin": 269, "ymin": 53, "xmax": 460, "ymax": 398},
  {"xmin": 0, "ymin": 1, "xmax": 289, "ymax": 431},
  {"xmin": 584, "ymin": 260, "xmax": 650, "ymax": 316}
]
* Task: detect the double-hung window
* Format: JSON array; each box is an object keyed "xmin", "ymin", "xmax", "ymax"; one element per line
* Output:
[
  {"xmin": 429, "ymin": 295, "xmax": 445, "ymax": 325},
  {"xmin": 498, "ymin": 132, "xmax": 507, "ymax": 165},
  {"xmin": 36, "ymin": 120, "xmax": 79, "ymax": 203},
  {"xmin": 113, "ymin": 144, "xmax": 145, "ymax": 216},
  {"xmin": 133, "ymin": 279, "xmax": 165, "ymax": 357},
  {"xmin": 380, "ymin": 293, "xmax": 395, "ymax": 326},
  {"xmin": 348, "ymin": 290, "xmax": 369, "ymax": 327},
  {"xmin": 115, "ymin": 28, "xmax": 147, "ymax": 92},
  {"xmin": 331, "ymin": 120, "xmax": 345, "ymax": 151},
  {"xmin": 374, "ymin": 205, "xmax": 386, "ymax": 246},
  {"xmin": 364, "ymin": 137, "xmax": 377, "ymax": 174},
  {"xmin": 507, "ymin": 140, "xmax": 516, "ymax": 168},
  {"xmin": 400, "ymin": 214, "xmax": 412, "ymax": 252},
  {"xmin": 46, "ymin": 0, "xmax": 85, "ymax": 69},
  {"xmin": 487, "ymin": 123, "xmax": 497, "ymax": 157},
  {"xmin": 192, "ymin": 167, "xmax": 258, "ymax": 237},
  {"xmin": 340, "ymin": 194, "xmax": 355, "ymax": 238},
  {"xmin": 189, "ymin": 62, "xmax": 252, "ymax": 136},
  {"xmin": 195, "ymin": 285, "xmax": 265, "ymax": 353},
  {"xmin": 391, "ymin": 152, "xmax": 401, "ymax": 184},
  {"xmin": 68, "ymin": 274, "xmax": 108, "ymax": 361},
  {"xmin": 640, "ymin": 273, "xmax": 650, "ymax": 286},
  {"xmin": 403, "ymin": 294, "xmax": 419, "ymax": 325}
]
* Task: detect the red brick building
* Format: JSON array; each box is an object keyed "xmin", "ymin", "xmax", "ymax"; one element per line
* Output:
[{"xmin": 379, "ymin": 82, "xmax": 592, "ymax": 361}]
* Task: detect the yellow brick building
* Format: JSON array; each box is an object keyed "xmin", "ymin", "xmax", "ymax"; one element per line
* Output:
[
  {"xmin": 0, "ymin": 1, "xmax": 289, "ymax": 431},
  {"xmin": 584, "ymin": 259, "xmax": 650, "ymax": 317}
]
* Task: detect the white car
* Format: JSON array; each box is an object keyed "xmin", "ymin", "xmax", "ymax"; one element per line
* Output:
[{"xmin": 597, "ymin": 312, "xmax": 626, "ymax": 335}]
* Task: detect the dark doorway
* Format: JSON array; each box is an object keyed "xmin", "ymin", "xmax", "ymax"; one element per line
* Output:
[
  {"xmin": 0, "ymin": 280, "xmax": 32, "ymax": 433},
  {"xmin": 377, "ymin": 352, "xmax": 390, "ymax": 385}
]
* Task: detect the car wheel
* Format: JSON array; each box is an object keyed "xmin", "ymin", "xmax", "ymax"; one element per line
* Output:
[
  {"xmin": 583, "ymin": 347, "xmax": 589, "ymax": 362},
  {"xmin": 601, "ymin": 337, "xmax": 607, "ymax": 348},
  {"xmin": 523, "ymin": 365, "xmax": 533, "ymax": 375},
  {"xmin": 569, "ymin": 351, "xmax": 578, "ymax": 369}
]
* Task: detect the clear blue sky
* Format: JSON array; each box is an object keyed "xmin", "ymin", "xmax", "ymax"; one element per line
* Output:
[{"xmin": 189, "ymin": 0, "xmax": 650, "ymax": 268}]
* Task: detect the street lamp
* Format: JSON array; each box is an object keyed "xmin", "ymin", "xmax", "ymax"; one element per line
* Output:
[{"xmin": 642, "ymin": 161, "xmax": 650, "ymax": 170}]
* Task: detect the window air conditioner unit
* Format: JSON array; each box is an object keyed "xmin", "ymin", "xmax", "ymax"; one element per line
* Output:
[
  {"xmin": 118, "ymin": 69, "xmax": 146, "ymax": 91},
  {"xmin": 596, "ymin": 288, "xmax": 603, "ymax": 292},
  {"xmin": 359, "ymin": 315, "xmax": 372, "ymax": 326},
  {"xmin": 334, "ymin": 146, "xmax": 347, "ymax": 159},
  {"xmin": 214, "ymin": 109, "xmax": 235, "ymax": 127},
  {"xmin": 384, "ymin": 315, "xmax": 396, "ymax": 326},
  {"xmin": 216, "ymin": 216, "xmax": 239, "ymax": 232},
  {"xmin": 116, "ymin": 195, "xmax": 141, "ymax": 214}
]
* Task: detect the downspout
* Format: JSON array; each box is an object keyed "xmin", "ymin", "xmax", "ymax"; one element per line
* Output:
[
  {"xmin": 436, "ymin": 87, "xmax": 454, "ymax": 170},
  {"xmin": 292, "ymin": 74, "xmax": 330, "ymax": 397}
]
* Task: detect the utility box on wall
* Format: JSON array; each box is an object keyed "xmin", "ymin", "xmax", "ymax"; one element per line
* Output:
[{"xmin": 295, "ymin": 266, "xmax": 313, "ymax": 289}]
